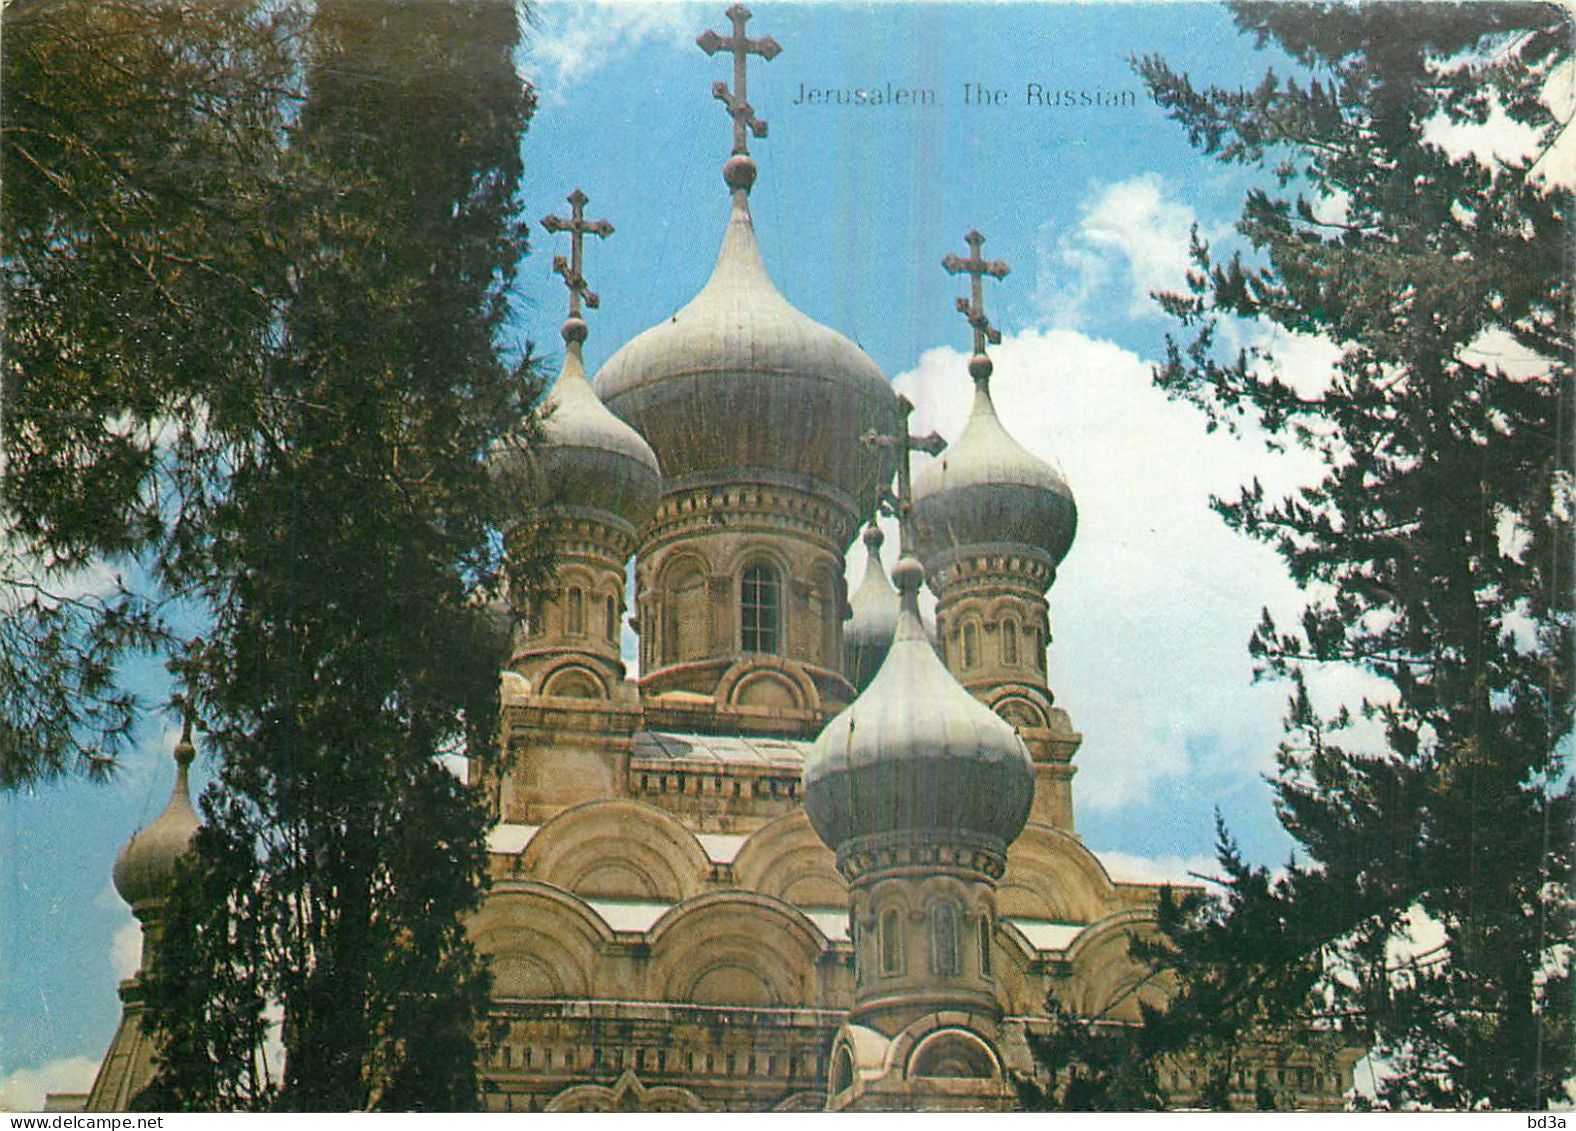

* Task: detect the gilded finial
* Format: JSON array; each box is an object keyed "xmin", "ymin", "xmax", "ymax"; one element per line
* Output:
[
  {"xmin": 541, "ymin": 189, "xmax": 614, "ymax": 341},
  {"xmin": 943, "ymin": 230, "xmax": 1010, "ymax": 381},
  {"xmin": 697, "ymin": 4, "xmax": 781, "ymax": 190}
]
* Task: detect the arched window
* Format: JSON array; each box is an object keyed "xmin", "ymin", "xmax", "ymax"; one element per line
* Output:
[
  {"xmin": 741, "ymin": 563, "xmax": 781, "ymax": 654},
  {"xmin": 567, "ymin": 587, "xmax": 584, "ymax": 635},
  {"xmin": 961, "ymin": 621, "xmax": 979, "ymax": 669},
  {"xmin": 605, "ymin": 594, "xmax": 618, "ymax": 644},
  {"xmin": 1001, "ymin": 619, "xmax": 1019, "ymax": 665},
  {"xmin": 930, "ymin": 901, "xmax": 960, "ymax": 976},
  {"xmin": 978, "ymin": 914, "xmax": 993, "ymax": 979},
  {"xmin": 879, "ymin": 908, "xmax": 903, "ymax": 976},
  {"xmin": 1034, "ymin": 625, "xmax": 1047, "ymax": 671},
  {"xmin": 830, "ymin": 1046, "xmax": 855, "ymax": 1095}
]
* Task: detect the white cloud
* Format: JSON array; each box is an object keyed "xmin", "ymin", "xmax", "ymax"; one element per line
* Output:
[
  {"xmin": 524, "ymin": 2, "xmax": 701, "ymax": 104},
  {"xmin": 110, "ymin": 920, "xmax": 142, "ymax": 981},
  {"xmin": 1039, "ymin": 173, "xmax": 1223, "ymax": 326},
  {"xmin": 894, "ymin": 327, "xmax": 1321, "ymax": 812},
  {"xmin": 0, "ymin": 1056, "xmax": 99, "ymax": 1113},
  {"xmin": 1096, "ymin": 850, "xmax": 1219, "ymax": 887}
]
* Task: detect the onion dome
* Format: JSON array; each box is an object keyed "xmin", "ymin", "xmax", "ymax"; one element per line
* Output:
[
  {"xmin": 113, "ymin": 721, "xmax": 200, "ymax": 912},
  {"xmin": 535, "ymin": 324, "xmax": 661, "ymax": 528},
  {"xmin": 912, "ymin": 358, "xmax": 1077, "ymax": 570},
  {"xmin": 592, "ymin": 189, "xmax": 895, "ymax": 513},
  {"xmin": 804, "ymin": 555, "xmax": 1035, "ymax": 851},
  {"xmin": 844, "ymin": 523, "xmax": 899, "ymax": 689}
]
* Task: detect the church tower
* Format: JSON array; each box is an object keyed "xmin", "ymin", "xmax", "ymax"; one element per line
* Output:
[
  {"xmin": 803, "ymin": 544, "xmax": 1034, "ymax": 1110},
  {"xmin": 912, "ymin": 233, "xmax": 1083, "ymax": 830},
  {"xmin": 85, "ymin": 723, "xmax": 201, "ymax": 1112},
  {"xmin": 592, "ymin": 6, "xmax": 897, "ymax": 729},
  {"xmin": 501, "ymin": 190, "xmax": 660, "ymax": 701}
]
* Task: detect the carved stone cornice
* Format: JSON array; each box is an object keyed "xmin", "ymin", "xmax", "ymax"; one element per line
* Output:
[
  {"xmin": 836, "ymin": 829, "xmax": 1008, "ymax": 886},
  {"xmin": 924, "ymin": 543, "xmax": 1058, "ymax": 600},
  {"xmin": 641, "ymin": 473, "xmax": 858, "ymax": 555}
]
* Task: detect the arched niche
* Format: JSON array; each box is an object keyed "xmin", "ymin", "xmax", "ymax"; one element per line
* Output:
[
  {"xmin": 646, "ymin": 891, "xmax": 828, "ymax": 1009},
  {"xmin": 907, "ymin": 1028, "xmax": 1001, "ymax": 1080},
  {"xmin": 659, "ymin": 552, "xmax": 711, "ymax": 663},
  {"xmin": 716, "ymin": 657, "xmax": 818, "ymax": 714},
  {"xmin": 731, "ymin": 810, "xmax": 846, "ymax": 906},
  {"xmin": 469, "ymin": 882, "xmax": 611, "ymax": 1000},
  {"xmin": 998, "ymin": 822, "xmax": 1120, "ymax": 922},
  {"xmin": 519, "ymin": 798, "xmax": 711, "ymax": 902},
  {"xmin": 539, "ymin": 662, "xmax": 609, "ymax": 701}
]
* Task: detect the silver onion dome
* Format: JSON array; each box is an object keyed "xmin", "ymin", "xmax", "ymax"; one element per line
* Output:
[
  {"xmin": 113, "ymin": 722, "xmax": 200, "ymax": 912},
  {"xmin": 911, "ymin": 368, "xmax": 1077, "ymax": 572},
  {"xmin": 505, "ymin": 325, "xmax": 662, "ymax": 531},
  {"xmin": 592, "ymin": 189, "xmax": 896, "ymax": 515},
  {"xmin": 843, "ymin": 523, "xmax": 900, "ymax": 690},
  {"xmin": 804, "ymin": 555, "xmax": 1035, "ymax": 852}
]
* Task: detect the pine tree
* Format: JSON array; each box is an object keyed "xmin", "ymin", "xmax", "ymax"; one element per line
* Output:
[
  {"xmin": 6, "ymin": 0, "xmax": 542, "ymax": 1109},
  {"xmin": 137, "ymin": 0, "xmax": 538, "ymax": 1110},
  {"xmin": 1114, "ymin": 1, "xmax": 1572, "ymax": 1110},
  {"xmin": 2, "ymin": 0, "xmax": 301, "ymax": 783}
]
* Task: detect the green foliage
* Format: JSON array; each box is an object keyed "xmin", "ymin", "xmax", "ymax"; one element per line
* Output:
[
  {"xmin": 1109, "ymin": 1, "xmax": 1574, "ymax": 1111},
  {"xmin": 5, "ymin": 0, "xmax": 542, "ymax": 1110},
  {"xmin": 2, "ymin": 0, "xmax": 300, "ymax": 781}
]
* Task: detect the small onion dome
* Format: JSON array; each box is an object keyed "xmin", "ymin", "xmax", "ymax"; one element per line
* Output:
[
  {"xmin": 844, "ymin": 523, "xmax": 899, "ymax": 690},
  {"xmin": 113, "ymin": 721, "xmax": 200, "ymax": 912},
  {"xmin": 593, "ymin": 190, "xmax": 895, "ymax": 513},
  {"xmin": 912, "ymin": 365, "xmax": 1077, "ymax": 571},
  {"xmin": 804, "ymin": 556, "xmax": 1035, "ymax": 852},
  {"xmin": 508, "ymin": 325, "xmax": 661, "ymax": 530}
]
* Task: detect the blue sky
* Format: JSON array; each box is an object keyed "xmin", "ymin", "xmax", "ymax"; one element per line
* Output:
[{"xmin": 2, "ymin": 1, "xmax": 1353, "ymax": 1107}]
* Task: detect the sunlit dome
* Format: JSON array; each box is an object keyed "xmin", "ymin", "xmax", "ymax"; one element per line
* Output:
[
  {"xmin": 113, "ymin": 723, "xmax": 200, "ymax": 912},
  {"xmin": 912, "ymin": 363, "xmax": 1077, "ymax": 571},
  {"xmin": 804, "ymin": 556, "xmax": 1035, "ymax": 851},
  {"xmin": 593, "ymin": 188, "xmax": 896, "ymax": 515}
]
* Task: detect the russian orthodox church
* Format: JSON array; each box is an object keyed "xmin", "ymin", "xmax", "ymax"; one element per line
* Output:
[{"xmin": 84, "ymin": 4, "xmax": 1361, "ymax": 1113}]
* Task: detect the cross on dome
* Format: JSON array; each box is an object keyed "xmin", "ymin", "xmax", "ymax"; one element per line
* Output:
[
  {"xmin": 697, "ymin": 4, "xmax": 781, "ymax": 189},
  {"xmin": 943, "ymin": 229, "xmax": 1010, "ymax": 372},
  {"xmin": 541, "ymin": 189, "xmax": 613, "ymax": 339},
  {"xmin": 861, "ymin": 393, "xmax": 946, "ymax": 556}
]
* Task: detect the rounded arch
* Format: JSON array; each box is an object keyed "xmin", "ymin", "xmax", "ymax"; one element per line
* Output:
[
  {"xmin": 647, "ymin": 891, "xmax": 828, "ymax": 1008},
  {"xmin": 715, "ymin": 656, "xmax": 819, "ymax": 714},
  {"xmin": 907, "ymin": 1028, "xmax": 1001, "ymax": 1080},
  {"xmin": 1065, "ymin": 910, "xmax": 1170, "ymax": 1023},
  {"xmin": 991, "ymin": 693, "xmax": 1047, "ymax": 730},
  {"xmin": 539, "ymin": 662, "xmax": 610, "ymax": 701},
  {"xmin": 545, "ymin": 1072, "xmax": 707, "ymax": 1112},
  {"xmin": 731, "ymin": 809, "xmax": 845, "ymax": 905},
  {"xmin": 998, "ymin": 821, "xmax": 1121, "ymax": 922},
  {"xmin": 469, "ymin": 882, "xmax": 612, "ymax": 1000},
  {"xmin": 519, "ymin": 798, "xmax": 710, "ymax": 902}
]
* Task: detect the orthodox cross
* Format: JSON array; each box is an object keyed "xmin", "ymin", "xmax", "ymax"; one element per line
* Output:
[
  {"xmin": 697, "ymin": 4, "xmax": 781, "ymax": 156},
  {"xmin": 862, "ymin": 394, "xmax": 946, "ymax": 556},
  {"xmin": 942, "ymin": 230, "xmax": 1009, "ymax": 357},
  {"xmin": 541, "ymin": 189, "xmax": 613, "ymax": 321}
]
